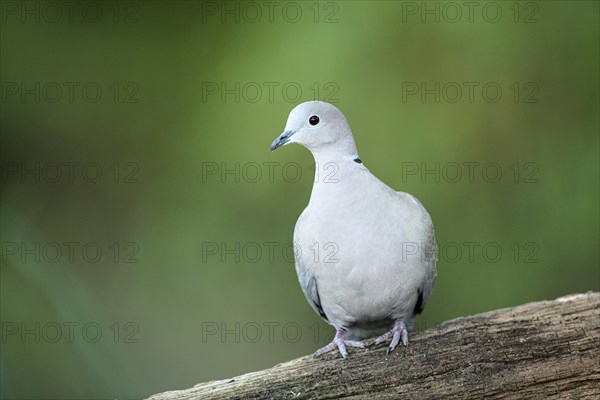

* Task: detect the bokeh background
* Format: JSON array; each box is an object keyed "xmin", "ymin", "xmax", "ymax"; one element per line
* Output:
[{"xmin": 1, "ymin": 1, "xmax": 598, "ymax": 399}]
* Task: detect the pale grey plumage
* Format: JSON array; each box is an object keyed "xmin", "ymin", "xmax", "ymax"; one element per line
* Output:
[{"xmin": 271, "ymin": 101, "xmax": 437, "ymax": 357}]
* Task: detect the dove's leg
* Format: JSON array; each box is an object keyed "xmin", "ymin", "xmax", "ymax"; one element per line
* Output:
[
  {"xmin": 372, "ymin": 318, "xmax": 409, "ymax": 354},
  {"xmin": 314, "ymin": 327, "xmax": 365, "ymax": 358}
]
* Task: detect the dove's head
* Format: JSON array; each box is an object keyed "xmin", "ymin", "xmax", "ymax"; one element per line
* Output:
[{"xmin": 271, "ymin": 101, "xmax": 358, "ymax": 157}]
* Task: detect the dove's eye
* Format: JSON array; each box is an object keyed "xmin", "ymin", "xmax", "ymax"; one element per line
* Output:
[{"xmin": 309, "ymin": 115, "xmax": 320, "ymax": 126}]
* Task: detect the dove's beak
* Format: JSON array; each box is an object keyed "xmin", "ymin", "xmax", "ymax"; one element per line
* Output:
[{"xmin": 270, "ymin": 130, "xmax": 295, "ymax": 151}]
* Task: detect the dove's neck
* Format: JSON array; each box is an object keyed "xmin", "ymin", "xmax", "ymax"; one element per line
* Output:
[
  {"xmin": 309, "ymin": 133, "xmax": 359, "ymax": 163},
  {"xmin": 307, "ymin": 142, "xmax": 372, "ymax": 210}
]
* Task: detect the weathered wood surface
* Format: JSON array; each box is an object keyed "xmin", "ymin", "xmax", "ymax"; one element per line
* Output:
[{"xmin": 148, "ymin": 292, "xmax": 600, "ymax": 399}]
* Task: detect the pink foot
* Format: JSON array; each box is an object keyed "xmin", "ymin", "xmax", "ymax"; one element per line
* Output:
[
  {"xmin": 373, "ymin": 318, "xmax": 409, "ymax": 354},
  {"xmin": 315, "ymin": 327, "xmax": 366, "ymax": 358}
]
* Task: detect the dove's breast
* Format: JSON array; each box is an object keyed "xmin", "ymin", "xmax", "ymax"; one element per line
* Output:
[{"xmin": 293, "ymin": 170, "xmax": 433, "ymax": 332}]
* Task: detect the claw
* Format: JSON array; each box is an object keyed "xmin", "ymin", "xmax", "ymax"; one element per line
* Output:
[
  {"xmin": 372, "ymin": 318, "xmax": 409, "ymax": 354},
  {"xmin": 314, "ymin": 328, "xmax": 366, "ymax": 358}
]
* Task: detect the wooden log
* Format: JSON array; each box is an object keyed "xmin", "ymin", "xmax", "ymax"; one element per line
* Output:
[{"xmin": 148, "ymin": 292, "xmax": 600, "ymax": 399}]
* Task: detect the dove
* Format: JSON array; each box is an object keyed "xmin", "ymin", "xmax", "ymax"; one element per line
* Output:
[{"xmin": 271, "ymin": 101, "xmax": 437, "ymax": 358}]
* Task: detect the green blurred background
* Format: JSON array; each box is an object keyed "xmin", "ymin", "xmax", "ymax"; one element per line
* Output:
[{"xmin": 1, "ymin": 1, "xmax": 598, "ymax": 399}]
